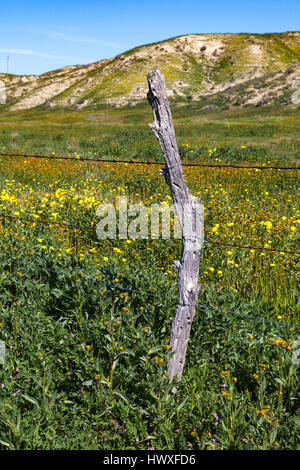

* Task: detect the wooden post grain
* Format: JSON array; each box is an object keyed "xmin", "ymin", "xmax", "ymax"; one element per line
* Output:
[{"xmin": 147, "ymin": 66, "xmax": 204, "ymax": 384}]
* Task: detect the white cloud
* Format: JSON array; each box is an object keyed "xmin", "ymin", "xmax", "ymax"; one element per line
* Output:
[
  {"xmin": 15, "ymin": 26, "xmax": 122, "ymax": 48},
  {"xmin": 0, "ymin": 48, "xmax": 89, "ymax": 61}
]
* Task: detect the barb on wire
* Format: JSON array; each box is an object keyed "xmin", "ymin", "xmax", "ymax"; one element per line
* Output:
[{"xmin": 0, "ymin": 152, "xmax": 299, "ymax": 171}]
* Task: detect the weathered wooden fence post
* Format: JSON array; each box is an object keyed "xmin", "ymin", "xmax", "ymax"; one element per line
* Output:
[{"xmin": 147, "ymin": 66, "xmax": 204, "ymax": 385}]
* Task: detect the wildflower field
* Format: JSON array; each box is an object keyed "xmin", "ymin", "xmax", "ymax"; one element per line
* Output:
[{"xmin": 0, "ymin": 104, "xmax": 299, "ymax": 450}]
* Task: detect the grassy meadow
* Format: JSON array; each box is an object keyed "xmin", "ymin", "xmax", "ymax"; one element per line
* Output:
[{"xmin": 0, "ymin": 103, "xmax": 299, "ymax": 450}]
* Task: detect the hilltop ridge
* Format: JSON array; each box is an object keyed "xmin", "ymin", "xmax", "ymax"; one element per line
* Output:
[{"xmin": 0, "ymin": 31, "xmax": 300, "ymax": 111}]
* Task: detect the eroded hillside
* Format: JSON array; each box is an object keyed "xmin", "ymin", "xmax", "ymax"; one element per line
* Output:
[{"xmin": 0, "ymin": 31, "xmax": 299, "ymax": 111}]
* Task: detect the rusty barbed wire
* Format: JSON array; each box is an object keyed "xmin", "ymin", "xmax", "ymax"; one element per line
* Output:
[{"xmin": 0, "ymin": 152, "xmax": 299, "ymax": 170}]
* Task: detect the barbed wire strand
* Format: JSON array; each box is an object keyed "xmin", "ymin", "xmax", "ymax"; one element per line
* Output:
[{"xmin": 0, "ymin": 152, "xmax": 299, "ymax": 171}]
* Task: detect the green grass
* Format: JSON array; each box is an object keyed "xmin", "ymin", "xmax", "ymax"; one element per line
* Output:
[{"xmin": 0, "ymin": 105, "xmax": 299, "ymax": 162}]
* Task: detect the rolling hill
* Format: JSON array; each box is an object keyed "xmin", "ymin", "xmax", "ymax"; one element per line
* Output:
[{"xmin": 0, "ymin": 31, "xmax": 300, "ymax": 112}]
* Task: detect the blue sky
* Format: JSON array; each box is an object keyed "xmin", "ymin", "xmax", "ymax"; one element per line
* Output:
[{"xmin": 1, "ymin": 0, "xmax": 299, "ymax": 75}]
